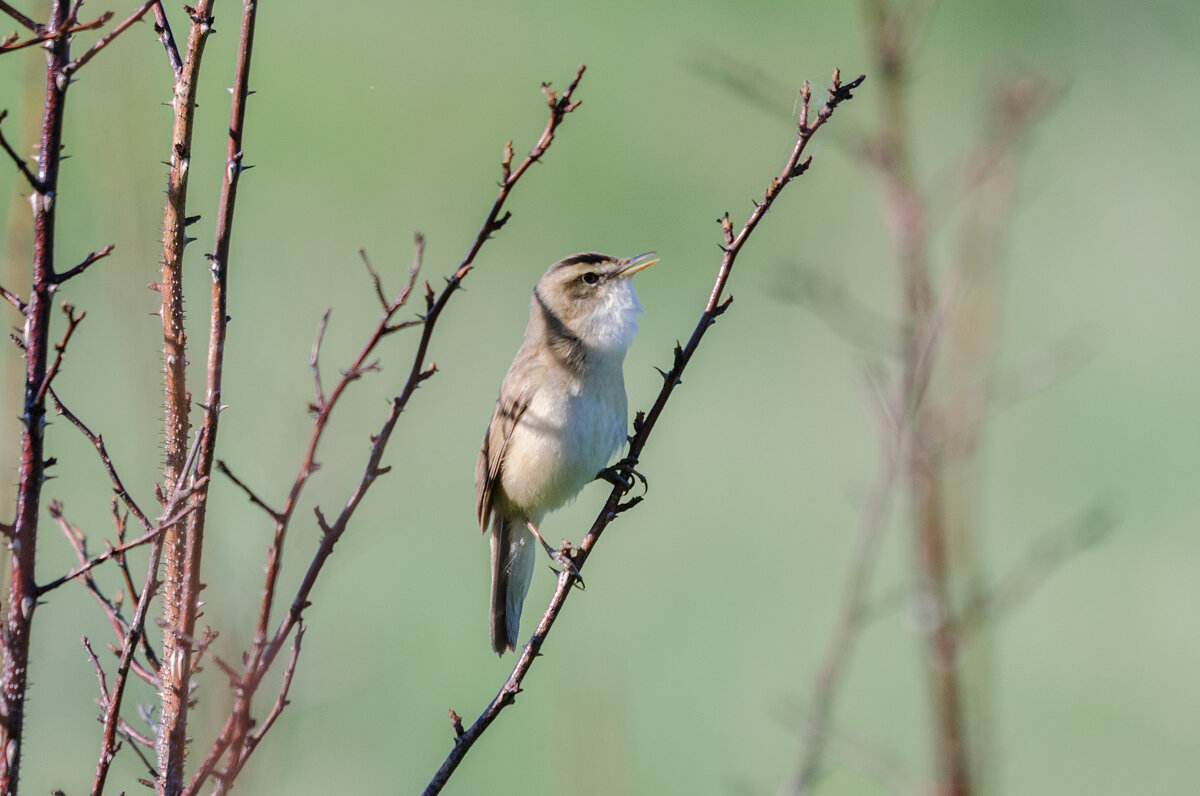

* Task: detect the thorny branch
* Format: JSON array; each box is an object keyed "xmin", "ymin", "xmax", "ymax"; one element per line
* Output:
[
  {"xmin": 159, "ymin": 0, "xmax": 249, "ymax": 789},
  {"xmin": 422, "ymin": 68, "xmax": 864, "ymax": 796},
  {"xmin": 1, "ymin": 0, "xmax": 100, "ymax": 784},
  {"xmin": 183, "ymin": 65, "xmax": 588, "ymax": 796},
  {"xmin": 156, "ymin": 2, "xmax": 219, "ymax": 784}
]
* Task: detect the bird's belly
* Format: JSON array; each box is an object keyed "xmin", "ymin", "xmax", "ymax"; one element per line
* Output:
[{"xmin": 500, "ymin": 382, "xmax": 626, "ymax": 514}]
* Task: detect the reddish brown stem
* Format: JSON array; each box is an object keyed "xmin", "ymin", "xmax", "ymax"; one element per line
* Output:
[
  {"xmin": 0, "ymin": 3, "xmax": 70, "ymax": 790},
  {"xmin": 156, "ymin": 2, "xmax": 217, "ymax": 792},
  {"xmin": 173, "ymin": 2, "xmax": 261, "ymax": 790}
]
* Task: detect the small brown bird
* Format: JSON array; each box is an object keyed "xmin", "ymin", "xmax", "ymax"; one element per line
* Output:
[{"xmin": 475, "ymin": 252, "xmax": 655, "ymax": 654}]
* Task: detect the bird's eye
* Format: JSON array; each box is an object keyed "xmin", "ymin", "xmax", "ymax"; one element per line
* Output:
[{"xmin": 581, "ymin": 272, "xmax": 600, "ymax": 285}]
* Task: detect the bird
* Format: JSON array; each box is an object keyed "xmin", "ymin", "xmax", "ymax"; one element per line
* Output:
[{"xmin": 475, "ymin": 251, "xmax": 656, "ymax": 655}]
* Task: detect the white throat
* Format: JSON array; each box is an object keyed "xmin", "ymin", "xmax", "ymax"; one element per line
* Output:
[{"xmin": 578, "ymin": 278, "xmax": 642, "ymax": 352}]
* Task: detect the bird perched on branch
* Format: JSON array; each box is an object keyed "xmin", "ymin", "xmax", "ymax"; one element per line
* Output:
[{"xmin": 475, "ymin": 252, "xmax": 656, "ymax": 654}]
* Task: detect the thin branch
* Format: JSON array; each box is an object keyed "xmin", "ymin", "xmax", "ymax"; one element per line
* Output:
[
  {"xmin": 116, "ymin": 724, "xmax": 158, "ymax": 781},
  {"xmin": 0, "ymin": 108, "xmax": 41, "ymax": 190},
  {"xmin": 0, "ymin": 10, "xmax": 112, "ymax": 53},
  {"xmin": 0, "ymin": 1, "xmax": 39, "ymax": 32},
  {"xmin": 360, "ymin": 248, "xmax": 389, "ymax": 310},
  {"xmin": 63, "ymin": 0, "xmax": 155, "ymax": 76},
  {"xmin": 216, "ymin": 460, "xmax": 281, "ymax": 522},
  {"xmin": 34, "ymin": 300, "xmax": 84, "ymax": 405},
  {"xmin": 51, "ymin": 501, "xmax": 140, "ymax": 653},
  {"xmin": 93, "ymin": 431, "xmax": 204, "ymax": 796},
  {"xmin": 308, "ymin": 309, "xmax": 331, "ymax": 408},
  {"xmin": 110, "ymin": 499, "xmax": 145, "ymax": 614},
  {"xmin": 52, "ymin": 242, "xmax": 114, "ymax": 283},
  {"xmin": 0, "ymin": 282, "xmax": 24, "ymax": 313},
  {"xmin": 38, "ymin": 480, "xmax": 207, "ymax": 595},
  {"xmin": 240, "ymin": 624, "xmax": 305, "ymax": 766},
  {"xmin": 117, "ymin": 718, "xmax": 155, "ymax": 750},
  {"xmin": 148, "ymin": 0, "xmax": 181, "ymax": 74},
  {"xmin": 82, "ymin": 636, "xmax": 111, "ymax": 706},
  {"xmin": 49, "ymin": 386, "xmax": 153, "ymax": 531},
  {"xmin": 423, "ymin": 67, "xmax": 864, "ymax": 796}
]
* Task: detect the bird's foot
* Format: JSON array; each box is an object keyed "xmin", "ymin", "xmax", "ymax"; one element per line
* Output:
[
  {"xmin": 598, "ymin": 456, "xmax": 648, "ymax": 496},
  {"xmin": 525, "ymin": 519, "xmax": 585, "ymax": 588},
  {"xmin": 551, "ymin": 540, "xmax": 586, "ymax": 590}
]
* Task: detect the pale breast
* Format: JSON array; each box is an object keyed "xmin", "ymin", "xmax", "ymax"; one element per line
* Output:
[{"xmin": 499, "ymin": 363, "xmax": 626, "ymax": 515}]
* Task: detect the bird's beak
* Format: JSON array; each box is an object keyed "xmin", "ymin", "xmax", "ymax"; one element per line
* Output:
[{"xmin": 617, "ymin": 252, "xmax": 658, "ymax": 278}]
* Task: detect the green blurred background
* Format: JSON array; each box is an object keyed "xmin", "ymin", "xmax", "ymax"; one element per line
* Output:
[{"xmin": 1, "ymin": 0, "xmax": 1198, "ymax": 793}]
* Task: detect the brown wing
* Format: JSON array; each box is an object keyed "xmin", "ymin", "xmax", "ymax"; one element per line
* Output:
[{"xmin": 475, "ymin": 389, "xmax": 529, "ymax": 531}]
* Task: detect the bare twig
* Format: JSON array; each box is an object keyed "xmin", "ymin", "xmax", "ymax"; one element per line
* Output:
[
  {"xmin": 216, "ymin": 460, "xmax": 281, "ymax": 522},
  {"xmin": 51, "ymin": 502, "xmax": 141, "ymax": 657},
  {"xmin": 0, "ymin": 282, "xmax": 25, "ymax": 313},
  {"xmin": 38, "ymin": 480, "xmax": 207, "ymax": 596},
  {"xmin": 52, "ymin": 243, "xmax": 114, "ymax": 283},
  {"xmin": 308, "ymin": 308, "xmax": 331, "ymax": 408},
  {"xmin": 34, "ymin": 301, "xmax": 84, "ymax": 404},
  {"xmin": 0, "ymin": 1, "xmax": 39, "ymax": 32},
  {"xmin": 82, "ymin": 636, "xmax": 110, "ymax": 704},
  {"xmin": 116, "ymin": 724, "xmax": 158, "ymax": 781},
  {"xmin": 423, "ymin": 68, "xmax": 864, "ymax": 796},
  {"xmin": 0, "ymin": 10, "xmax": 111, "ymax": 53},
  {"xmin": 49, "ymin": 387, "xmax": 153, "ymax": 531},
  {"xmin": 241, "ymin": 624, "xmax": 305, "ymax": 765},
  {"xmin": 149, "ymin": 0, "xmax": 181, "ymax": 75},
  {"xmin": 63, "ymin": 0, "xmax": 155, "ymax": 75},
  {"xmin": 0, "ymin": 108, "xmax": 41, "ymax": 190}
]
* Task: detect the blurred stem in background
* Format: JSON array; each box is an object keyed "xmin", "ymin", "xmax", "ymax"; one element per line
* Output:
[{"xmin": 768, "ymin": 1, "xmax": 1056, "ymax": 794}]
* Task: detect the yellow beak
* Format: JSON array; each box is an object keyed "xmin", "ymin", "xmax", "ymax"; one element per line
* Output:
[{"xmin": 617, "ymin": 252, "xmax": 658, "ymax": 277}]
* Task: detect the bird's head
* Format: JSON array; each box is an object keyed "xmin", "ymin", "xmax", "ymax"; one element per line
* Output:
[{"xmin": 532, "ymin": 252, "xmax": 656, "ymax": 352}]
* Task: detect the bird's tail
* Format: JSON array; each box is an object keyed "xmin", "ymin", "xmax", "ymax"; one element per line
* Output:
[{"xmin": 490, "ymin": 514, "xmax": 535, "ymax": 655}]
